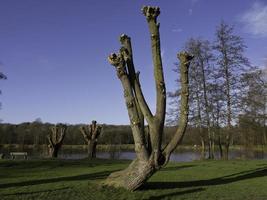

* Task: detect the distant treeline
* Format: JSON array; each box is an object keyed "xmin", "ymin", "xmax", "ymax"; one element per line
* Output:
[{"xmin": 0, "ymin": 121, "xmax": 266, "ymax": 147}]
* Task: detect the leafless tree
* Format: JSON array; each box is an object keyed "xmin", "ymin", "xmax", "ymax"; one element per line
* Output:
[
  {"xmin": 213, "ymin": 22, "xmax": 250, "ymax": 159},
  {"xmin": 104, "ymin": 6, "xmax": 193, "ymax": 190}
]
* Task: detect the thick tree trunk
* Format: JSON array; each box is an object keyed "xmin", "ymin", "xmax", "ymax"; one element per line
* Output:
[
  {"xmin": 92, "ymin": 140, "xmax": 97, "ymax": 158},
  {"xmin": 104, "ymin": 158, "xmax": 155, "ymax": 191},
  {"xmin": 47, "ymin": 124, "xmax": 67, "ymax": 158},
  {"xmin": 49, "ymin": 145, "xmax": 59, "ymax": 158},
  {"xmin": 80, "ymin": 121, "xmax": 102, "ymax": 159},
  {"xmin": 104, "ymin": 50, "xmax": 192, "ymax": 190},
  {"xmin": 105, "ymin": 6, "xmax": 192, "ymax": 191},
  {"xmin": 87, "ymin": 140, "xmax": 97, "ymax": 159},
  {"xmin": 87, "ymin": 141, "xmax": 94, "ymax": 159}
]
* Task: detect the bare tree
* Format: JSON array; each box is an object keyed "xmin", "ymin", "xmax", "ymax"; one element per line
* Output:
[
  {"xmin": 168, "ymin": 38, "xmax": 214, "ymax": 159},
  {"xmin": 79, "ymin": 120, "xmax": 102, "ymax": 159},
  {"xmin": 104, "ymin": 6, "xmax": 193, "ymax": 190},
  {"xmin": 187, "ymin": 38, "xmax": 214, "ymax": 159},
  {"xmin": 47, "ymin": 124, "xmax": 67, "ymax": 158},
  {"xmin": 209, "ymin": 76, "xmax": 225, "ymax": 158},
  {"xmin": 240, "ymin": 68, "xmax": 267, "ymax": 147},
  {"xmin": 213, "ymin": 22, "xmax": 250, "ymax": 159}
]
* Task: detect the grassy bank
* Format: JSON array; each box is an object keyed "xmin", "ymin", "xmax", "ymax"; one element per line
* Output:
[{"xmin": 0, "ymin": 159, "xmax": 266, "ymax": 200}]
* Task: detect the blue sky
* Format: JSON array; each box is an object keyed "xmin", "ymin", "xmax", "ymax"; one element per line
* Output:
[{"xmin": 0, "ymin": 0, "xmax": 266, "ymax": 124}]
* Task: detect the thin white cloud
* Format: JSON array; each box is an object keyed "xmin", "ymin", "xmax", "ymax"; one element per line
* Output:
[
  {"xmin": 240, "ymin": 2, "xmax": 267, "ymax": 37},
  {"xmin": 188, "ymin": 9, "xmax": 193, "ymax": 16},
  {"xmin": 188, "ymin": 0, "xmax": 200, "ymax": 16},
  {"xmin": 161, "ymin": 49, "xmax": 165, "ymax": 58},
  {"xmin": 191, "ymin": 0, "xmax": 199, "ymax": 6},
  {"xmin": 172, "ymin": 28, "xmax": 183, "ymax": 33}
]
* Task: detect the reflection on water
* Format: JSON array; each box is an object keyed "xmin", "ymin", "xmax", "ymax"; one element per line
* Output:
[
  {"xmin": 1, "ymin": 145, "xmax": 266, "ymax": 162},
  {"xmin": 60, "ymin": 149, "xmax": 267, "ymax": 162},
  {"xmin": 58, "ymin": 145, "xmax": 267, "ymax": 161}
]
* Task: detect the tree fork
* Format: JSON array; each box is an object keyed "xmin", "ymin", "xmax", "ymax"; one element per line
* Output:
[
  {"xmin": 104, "ymin": 6, "xmax": 192, "ymax": 191},
  {"xmin": 80, "ymin": 120, "xmax": 102, "ymax": 159},
  {"xmin": 47, "ymin": 124, "xmax": 67, "ymax": 158}
]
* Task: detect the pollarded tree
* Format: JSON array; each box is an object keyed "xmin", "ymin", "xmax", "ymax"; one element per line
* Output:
[
  {"xmin": 47, "ymin": 124, "xmax": 67, "ymax": 158},
  {"xmin": 79, "ymin": 120, "xmax": 102, "ymax": 159},
  {"xmin": 104, "ymin": 6, "xmax": 193, "ymax": 191}
]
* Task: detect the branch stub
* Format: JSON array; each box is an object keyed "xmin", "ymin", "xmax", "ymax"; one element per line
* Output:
[{"xmin": 142, "ymin": 6, "xmax": 160, "ymax": 21}]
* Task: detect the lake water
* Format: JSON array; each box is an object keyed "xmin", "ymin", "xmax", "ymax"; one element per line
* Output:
[
  {"xmin": 1, "ymin": 146, "xmax": 266, "ymax": 161},
  {"xmin": 58, "ymin": 149, "xmax": 267, "ymax": 162}
]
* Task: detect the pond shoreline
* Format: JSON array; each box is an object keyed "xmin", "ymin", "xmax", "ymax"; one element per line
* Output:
[
  {"xmin": 1, "ymin": 144, "xmax": 267, "ymax": 151},
  {"xmin": 1, "ymin": 144, "xmax": 266, "ymax": 161}
]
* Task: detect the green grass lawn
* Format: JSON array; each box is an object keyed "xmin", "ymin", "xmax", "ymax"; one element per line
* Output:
[{"xmin": 0, "ymin": 159, "xmax": 266, "ymax": 200}]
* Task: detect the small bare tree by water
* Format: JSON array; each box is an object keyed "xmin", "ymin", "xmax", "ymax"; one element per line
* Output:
[
  {"xmin": 47, "ymin": 124, "xmax": 67, "ymax": 158},
  {"xmin": 104, "ymin": 6, "xmax": 193, "ymax": 190},
  {"xmin": 79, "ymin": 120, "xmax": 102, "ymax": 159}
]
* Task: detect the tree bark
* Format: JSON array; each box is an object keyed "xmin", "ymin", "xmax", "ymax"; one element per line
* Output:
[
  {"xmin": 49, "ymin": 145, "xmax": 59, "ymax": 158},
  {"xmin": 104, "ymin": 6, "xmax": 192, "ymax": 191},
  {"xmin": 104, "ymin": 158, "xmax": 155, "ymax": 190},
  {"xmin": 80, "ymin": 121, "xmax": 102, "ymax": 159},
  {"xmin": 87, "ymin": 140, "xmax": 94, "ymax": 159},
  {"xmin": 87, "ymin": 139, "xmax": 97, "ymax": 159},
  {"xmin": 105, "ymin": 49, "xmax": 192, "ymax": 190},
  {"xmin": 47, "ymin": 124, "xmax": 67, "ymax": 158}
]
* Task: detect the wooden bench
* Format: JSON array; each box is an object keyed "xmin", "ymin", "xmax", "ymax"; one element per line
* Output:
[{"xmin": 10, "ymin": 152, "xmax": 28, "ymax": 160}]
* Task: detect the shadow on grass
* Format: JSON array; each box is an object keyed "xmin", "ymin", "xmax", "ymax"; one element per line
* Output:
[
  {"xmin": 0, "ymin": 170, "xmax": 114, "ymax": 189},
  {"xmin": 0, "ymin": 159, "xmax": 121, "ymax": 169},
  {"xmin": 3, "ymin": 187, "xmax": 70, "ymax": 196},
  {"xmin": 143, "ymin": 167, "xmax": 267, "ymax": 190},
  {"xmin": 161, "ymin": 164, "xmax": 195, "ymax": 171},
  {"xmin": 146, "ymin": 188, "xmax": 205, "ymax": 200}
]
